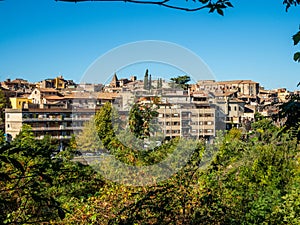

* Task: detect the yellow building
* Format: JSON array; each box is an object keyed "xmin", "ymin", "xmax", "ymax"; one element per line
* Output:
[
  {"xmin": 10, "ymin": 97, "xmax": 32, "ymax": 109},
  {"xmin": 54, "ymin": 76, "xmax": 67, "ymax": 89}
]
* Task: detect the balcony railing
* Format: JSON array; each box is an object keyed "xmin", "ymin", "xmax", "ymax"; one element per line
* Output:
[
  {"xmin": 23, "ymin": 117, "xmax": 91, "ymax": 122},
  {"xmin": 32, "ymin": 126, "xmax": 84, "ymax": 131}
]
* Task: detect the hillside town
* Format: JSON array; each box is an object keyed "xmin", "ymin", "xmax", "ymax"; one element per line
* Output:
[{"xmin": 0, "ymin": 73, "xmax": 298, "ymax": 146}]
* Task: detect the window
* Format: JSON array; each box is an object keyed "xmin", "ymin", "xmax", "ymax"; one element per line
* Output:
[{"xmin": 7, "ymin": 124, "xmax": 10, "ymax": 128}]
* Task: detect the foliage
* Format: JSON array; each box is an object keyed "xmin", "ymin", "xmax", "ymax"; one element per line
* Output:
[
  {"xmin": 278, "ymin": 93, "xmax": 300, "ymax": 129},
  {"xmin": 0, "ymin": 125, "xmax": 103, "ymax": 224},
  {"xmin": 63, "ymin": 103, "xmax": 299, "ymax": 224},
  {"xmin": 293, "ymin": 28, "xmax": 300, "ymax": 62},
  {"xmin": 0, "ymin": 89, "xmax": 9, "ymax": 125},
  {"xmin": 2, "ymin": 102, "xmax": 300, "ymax": 224},
  {"xmin": 0, "ymin": 129, "xmax": 5, "ymax": 144},
  {"xmin": 128, "ymin": 102, "xmax": 159, "ymax": 139},
  {"xmin": 94, "ymin": 102, "xmax": 117, "ymax": 147},
  {"xmin": 143, "ymin": 69, "xmax": 149, "ymax": 90},
  {"xmin": 0, "ymin": 89, "xmax": 7, "ymax": 110},
  {"xmin": 170, "ymin": 75, "xmax": 191, "ymax": 90},
  {"xmin": 284, "ymin": 0, "xmax": 300, "ymax": 11},
  {"xmin": 157, "ymin": 78, "xmax": 163, "ymax": 89},
  {"xmin": 59, "ymin": 123, "xmax": 300, "ymax": 224},
  {"xmin": 75, "ymin": 117, "xmax": 104, "ymax": 152}
]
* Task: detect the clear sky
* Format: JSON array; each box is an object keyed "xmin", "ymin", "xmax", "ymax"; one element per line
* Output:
[{"xmin": 1, "ymin": 0, "xmax": 300, "ymax": 90}]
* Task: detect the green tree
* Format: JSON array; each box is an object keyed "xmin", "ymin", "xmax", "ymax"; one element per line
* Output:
[
  {"xmin": 149, "ymin": 74, "xmax": 152, "ymax": 90},
  {"xmin": 94, "ymin": 102, "xmax": 116, "ymax": 147},
  {"xmin": 156, "ymin": 78, "xmax": 163, "ymax": 89},
  {"xmin": 170, "ymin": 75, "xmax": 191, "ymax": 90},
  {"xmin": 76, "ymin": 117, "xmax": 104, "ymax": 152},
  {"xmin": 128, "ymin": 102, "xmax": 159, "ymax": 139},
  {"xmin": 57, "ymin": 102, "xmax": 300, "ymax": 224},
  {"xmin": 0, "ymin": 124, "xmax": 104, "ymax": 224},
  {"xmin": 143, "ymin": 69, "xmax": 149, "ymax": 90},
  {"xmin": 0, "ymin": 89, "xmax": 8, "ymax": 126}
]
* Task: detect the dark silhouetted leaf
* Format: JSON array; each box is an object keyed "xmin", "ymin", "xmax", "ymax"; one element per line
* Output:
[
  {"xmin": 217, "ymin": 8, "xmax": 224, "ymax": 16},
  {"xmin": 293, "ymin": 52, "xmax": 300, "ymax": 62},
  {"xmin": 225, "ymin": 2, "xmax": 233, "ymax": 7},
  {"xmin": 293, "ymin": 31, "xmax": 300, "ymax": 45}
]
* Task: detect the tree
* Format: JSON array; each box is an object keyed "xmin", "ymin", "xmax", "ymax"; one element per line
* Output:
[
  {"xmin": 128, "ymin": 102, "xmax": 159, "ymax": 139},
  {"xmin": 149, "ymin": 74, "xmax": 152, "ymax": 90},
  {"xmin": 75, "ymin": 117, "xmax": 104, "ymax": 152},
  {"xmin": 94, "ymin": 102, "xmax": 116, "ymax": 147},
  {"xmin": 143, "ymin": 69, "xmax": 149, "ymax": 90},
  {"xmin": 0, "ymin": 124, "xmax": 103, "ymax": 224},
  {"xmin": 170, "ymin": 75, "xmax": 191, "ymax": 90},
  {"xmin": 156, "ymin": 78, "xmax": 163, "ymax": 89},
  {"xmin": 0, "ymin": 89, "xmax": 8, "ymax": 126},
  {"xmin": 275, "ymin": 86, "xmax": 300, "ymax": 140},
  {"xmin": 50, "ymin": 99, "xmax": 300, "ymax": 224}
]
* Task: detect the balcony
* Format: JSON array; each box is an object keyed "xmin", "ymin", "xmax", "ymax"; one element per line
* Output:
[
  {"xmin": 23, "ymin": 117, "xmax": 62, "ymax": 122},
  {"xmin": 23, "ymin": 117, "xmax": 91, "ymax": 122},
  {"xmin": 32, "ymin": 126, "xmax": 83, "ymax": 131}
]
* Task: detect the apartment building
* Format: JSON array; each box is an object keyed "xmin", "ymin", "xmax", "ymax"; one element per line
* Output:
[
  {"xmin": 131, "ymin": 90, "xmax": 217, "ymax": 140},
  {"xmin": 5, "ymin": 91, "xmax": 119, "ymax": 142},
  {"xmin": 5, "ymin": 108, "xmax": 96, "ymax": 142},
  {"xmin": 157, "ymin": 104, "xmax": 216, "ymax": 139}
]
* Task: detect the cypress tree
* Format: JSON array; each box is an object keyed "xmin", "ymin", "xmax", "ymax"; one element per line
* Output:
[
  {"xmin": 143, "ymin": 69, "xmax": 149, "ymax": 90},
  {"xmin": 149, "ymin": 74, "xmax": 152, "ymax": 90}
]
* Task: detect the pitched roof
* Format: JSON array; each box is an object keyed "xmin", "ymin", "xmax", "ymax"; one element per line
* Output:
[
  {"xmin": 214, "ymin": 91, "xmax": 237, "ymax": 97},
  {"xmin": 43, "ymin": 95, "xmax": 64, "ymax": 100},
  {"xmin": 63, "ymin": 92, "xmax": 97, "ymax": 99},
  {"xmin": 38, "ymin": 88, "xmax": 58, "ymax": 93},
  {"xmin": 97, "ymin": 92, "xmax": 119, "ymax": 100}
]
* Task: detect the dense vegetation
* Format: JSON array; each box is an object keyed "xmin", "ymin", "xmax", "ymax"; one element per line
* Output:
[{"xmin": 1, "ymin": 98, "xmax": 300, "ymax": 224}]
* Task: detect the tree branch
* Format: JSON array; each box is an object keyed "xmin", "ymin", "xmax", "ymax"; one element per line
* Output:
[{"xmin": 56, "ymin": 0, "xmax": 233, "ymax": 13}]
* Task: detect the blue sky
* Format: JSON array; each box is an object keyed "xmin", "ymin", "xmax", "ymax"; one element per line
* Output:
[{"xmin": 0, "ymin": 0, "xmax": 300, "ymax": 90}]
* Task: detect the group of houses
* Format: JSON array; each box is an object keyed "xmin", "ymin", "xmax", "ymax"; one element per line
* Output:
[{"xmin": 0, "ymin": 73, "xmax": 296, "ymax": 146}]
